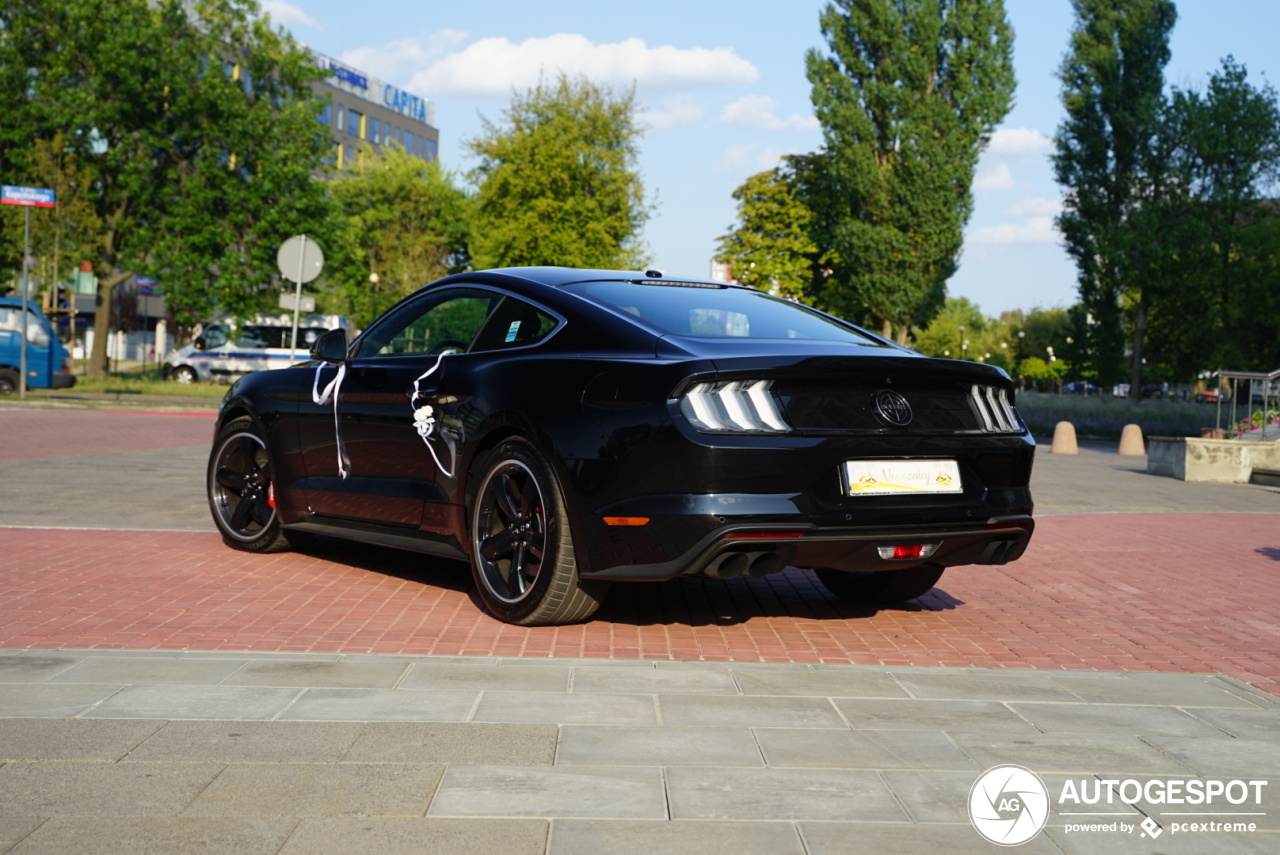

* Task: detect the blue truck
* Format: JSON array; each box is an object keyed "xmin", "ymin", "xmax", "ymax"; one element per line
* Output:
[{"xmin": 0, "ymin": 296, "xmax": 76, "ymax": 394}]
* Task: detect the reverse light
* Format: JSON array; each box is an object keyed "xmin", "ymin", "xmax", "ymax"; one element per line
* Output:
[
  {"xmin": 969, "ymin": 384, "xmax": 1020, "ymax": 433},
  {"xmin": 877, "ymin": 543, "xmax": 940, "ymax": 561},
  {"xmin": 679, "ymin": 379, "xmax": 790, "ymax": 433}
]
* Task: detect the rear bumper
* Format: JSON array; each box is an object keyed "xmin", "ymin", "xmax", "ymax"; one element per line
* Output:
[{"xmin": 582, "ymin": 513, "xmax": 1033, "ymax": 581}]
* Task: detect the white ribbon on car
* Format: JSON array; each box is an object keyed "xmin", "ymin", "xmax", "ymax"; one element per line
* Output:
[
  {"xmin": 312, "ymin": 362, "xmax": 349, "ymax": 479},
  {"xmin": 409, "ymin": 350, "xmax": 457, "ymax": 478}
]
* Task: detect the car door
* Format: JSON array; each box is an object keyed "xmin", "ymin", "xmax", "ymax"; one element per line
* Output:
[
  {"xmin": 298, "ymin": 287, "xmax": 501, "ymax": 526},
  {"xmin": 410, "ymin": 294, "xmax": 564, "ymax": 534}
]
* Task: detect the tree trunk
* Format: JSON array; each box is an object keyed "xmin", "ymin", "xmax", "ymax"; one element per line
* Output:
[
  {"xmin": 87, "ymin": 271, "xmax": 131, "ymax": 379},
  {"xmin": 1129, "ymin": 290, "xmax": 1147, "ymax": 406}
]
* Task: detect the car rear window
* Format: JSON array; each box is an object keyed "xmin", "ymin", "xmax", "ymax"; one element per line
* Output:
[{"xmin": 561, "ymin": 280, "xmax": 876, "ymax": 343}]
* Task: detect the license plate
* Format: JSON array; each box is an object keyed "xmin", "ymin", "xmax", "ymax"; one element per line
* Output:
[{"xmin": 842, "ymin": 459, "xmax": 962, "ymax": 496}]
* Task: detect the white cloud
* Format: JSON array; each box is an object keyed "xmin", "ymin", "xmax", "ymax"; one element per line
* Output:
[
  {"xmin": 717, "ymin": 143, "xmax": 786, "ymax": 175},
  {"xmin": 639, "ymin": 95, "xmax": 705, "ymax": 131},
  {"xmin": 973, "ymin": 163, "xmax": 1015, "ymax": 191},
  {"xmin": 719, "ymin": 95, "xmax": 818, "ymax": 131},
  {"xmin": 341, "ymin": 31, "xmax": 469, "ymax": 83},
  {"xmin": 969, "ymin": 216, "xmax": 1059, "ymax": 245},
  {"xmin": 1007, "ymin": 196, "xmax": 1061, "ymax": 217},
  {"xmin": 261, "ymin": 1, "xmax": 319, "ymax": 29},
  {"xmin": 986, "ymin": 126, "xmax": 1053, "ymax": 158},
  {"xmin": 407, "ymin": 34, "xmax": 758, "ymax": 97}
]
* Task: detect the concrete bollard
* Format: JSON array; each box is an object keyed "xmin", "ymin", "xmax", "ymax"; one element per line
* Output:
[
  {"xmin": 1051, "ymin": 421, "xmax": 1078, "ymax": 454},
  {"xmin": 1118, "ymin": 423, "xmax": 1145, "ymax": 456}
]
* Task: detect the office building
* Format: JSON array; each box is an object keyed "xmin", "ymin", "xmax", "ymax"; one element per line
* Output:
[{"xmin": 309, "ymin": 49, "xmax": 440, "ymax": 171}]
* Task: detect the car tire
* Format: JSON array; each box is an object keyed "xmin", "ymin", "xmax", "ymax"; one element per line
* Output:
[
  {"xmin": 0, "ymin": 368, "xmax": 18, "ymax": 395},
  {"xmin": 814, "ymin": 565, "xmax": 944, "ymax": 605},
  {"xmin": 469, "ymin": 438, "xmax": 610, "ymax": 626},
  {"xmin": 172, "ymin": 365, "xmax": 198, "ymax": 384},
  {"xmin": 208, "ymin": 416, "xmax": 305, "ymax": 553}
]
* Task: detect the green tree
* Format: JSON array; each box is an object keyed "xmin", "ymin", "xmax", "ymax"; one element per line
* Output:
[
  {"xmin": 0, "ymin": 0, "xmax": 332, "ymax": 376},
  {"xmin": 910, "ymin": 296, "xmax": 986, "ymax": 359},
  {"xmin": 330, "ymin": 146, "xmax": 472, "ymax": 327},
  {"xmin": 1052, "ymin": 0, "xmax": 1177, "ymax": 391},
  {"xmin": 1019, "ymin": 306, "xmax": 1075, "ymax": 380},
  {"xmin": 715, "ymin": 159, "xmax": 818, "ymax": 299},
  {"xmin": 805, "ymin": 0, "xmax": 1015, "ymax": 343},
  {"xmin": 467, "ymin": 74, "xmax": 648, "ymax": 271},
  {"xmin": 1144, "ymin": 58, "xmax": 1280, "ymax": 375}
]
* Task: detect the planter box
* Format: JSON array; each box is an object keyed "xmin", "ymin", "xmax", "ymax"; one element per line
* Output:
[{"xmin": 1148, "ymin": 436, "xmax": 1280, "ymax": 483}]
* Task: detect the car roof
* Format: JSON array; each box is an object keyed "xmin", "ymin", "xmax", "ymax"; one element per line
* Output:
[{"xmin": 431, "ymin": 267, "xmax": 724, "ymax": 290}]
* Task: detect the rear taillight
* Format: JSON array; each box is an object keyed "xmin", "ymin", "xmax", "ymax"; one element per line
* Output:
[
  {"xmin": 969, "ymin": 384, "xmax": 1020, "ymax": 433},
  {"xmin": 679, "ymin": 379, "xmax": 790, "ymax": 433},
  {"xmin": 877, "ymin": 543, "xmax": 940, "ymax": 560}
]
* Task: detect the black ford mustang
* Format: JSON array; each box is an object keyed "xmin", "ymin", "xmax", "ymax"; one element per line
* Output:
[{"xmin": 208, "ymin": 267, "xmax": 1034, "ymax": 625}]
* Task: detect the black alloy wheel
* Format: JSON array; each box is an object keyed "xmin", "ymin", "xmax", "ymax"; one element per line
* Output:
[
  {"xmin": 814, "ymin": 565, "xmax": 945, "ymax": 606},
  {"xmin": 469, "ymin": 438, "xmax": 609, "ymax": 625},
  {"xmin": 0, "ymin": 368, "xmax": 18, "ymax": 395},
  {"xmin": 207, "ymin": 417, "xmax": 300, "ymax": 552}
]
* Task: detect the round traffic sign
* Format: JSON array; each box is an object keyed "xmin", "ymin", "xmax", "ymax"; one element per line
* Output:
[{"xmin": 276, "ymin": 235, "xmax": 325, "ymax": 284}]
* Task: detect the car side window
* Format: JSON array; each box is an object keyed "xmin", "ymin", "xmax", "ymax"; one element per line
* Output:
[
  {"xmin": 356, "ymin": 288, "xmax": 499, "ymax": 358},
  {"xmin": 0, "ymin": 308, "xmax": 50, "ymax": 347},
  {"xmin": 199, "ymin": 325, "xmax": 229, "ymax": 349},
  {"xmin": 469, "ymin": 296, "xmax": 558, "ymax": 353},
  {"xmin": 236, "ymin": 326, "xmax": 279, "ymax": 348}
]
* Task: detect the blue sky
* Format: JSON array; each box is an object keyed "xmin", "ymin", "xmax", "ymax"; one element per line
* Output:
[{"xmin": 269, "ymin": 0, "xmax": 1278, "ymax": 317}]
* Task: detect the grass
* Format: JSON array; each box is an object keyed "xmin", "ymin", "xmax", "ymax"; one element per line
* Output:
[
  {"xmin": 61, "ymin": 363, "xmax": 226, "ymax": 398},
  {"xmin": 1015, "ymin": 391, "xmax": 1227, "ymax": 440}
]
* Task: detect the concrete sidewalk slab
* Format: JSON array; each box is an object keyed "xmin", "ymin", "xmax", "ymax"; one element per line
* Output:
[
  {"xmin": 277, "ymin": 687, "xmax": 478, "ymax": 722},
  {"xmin": 550, "ymin": 820, "xmax": 806, "ymax": 855},
  {"xmin": 0, "ymin": 650, "xmax": 1275, "ymax": 854},
  {"xmin": 554, "ymin": 725, "xmax": 762, "ymax": 767}
]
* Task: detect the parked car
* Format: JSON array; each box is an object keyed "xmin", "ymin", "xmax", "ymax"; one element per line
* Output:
[
  {"xmin": 207, "ymin": 268, "xmax": 1035, "ymax": 625},
  {"xmin": 165, "ymin": 312, "xmax": 354, "ymax": 383},
  {"xmin": 1112, "ymin": 383, "xmax": 1131, "ymax": 398},
  {"xmin": 0, "ymin": 296, "xmax": 76, "ymax": 394},
  {"xmin": 1063, "ymin": 380, "xmax": 1101, "ymax": 395}
]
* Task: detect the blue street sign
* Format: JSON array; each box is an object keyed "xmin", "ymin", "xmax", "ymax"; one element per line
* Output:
[{"xmin": 1, "ymin": 185, "xmax": 56, "ymax": 208}]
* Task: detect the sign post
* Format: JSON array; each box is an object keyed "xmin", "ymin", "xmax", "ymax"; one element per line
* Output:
[
  {"xmin": 2, "ymin": 185, "xmax": 56, "ymax": 398},
  {"xmin": 275, "ymin": 235, "xmax": 325, "ymax": 361},
  {"xmin": 136, "ymin": 277, "xmax": 159, "ymax": 372}
]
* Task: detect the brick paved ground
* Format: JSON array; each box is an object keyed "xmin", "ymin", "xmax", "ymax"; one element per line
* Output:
[
  {"xmin": 3, "ymin": 512, "xmax": 1277, "ymax": 695},
  {"xmin": 4, "ymin": 406, "xmax": 1278, "ymax": 696},
  {"xmin": 0, "ymin": 408, "xmax": 213, "ymax": 462}
]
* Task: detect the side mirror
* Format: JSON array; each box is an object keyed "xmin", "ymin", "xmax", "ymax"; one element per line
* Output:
[{"xmin": 310, "ymin": 328, "xmax": 349, "ymax": 364}]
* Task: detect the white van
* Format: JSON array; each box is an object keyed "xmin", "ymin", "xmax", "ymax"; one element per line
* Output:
[{"xmin": 164, "ymin": 312, "xmax": 354, "ymax": 383}]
